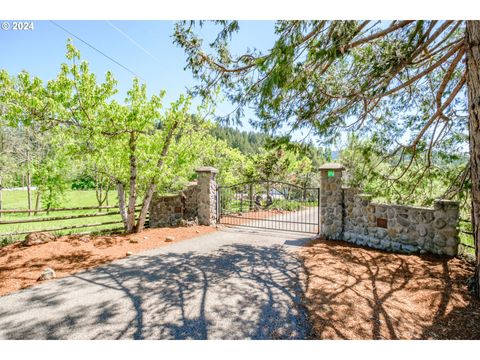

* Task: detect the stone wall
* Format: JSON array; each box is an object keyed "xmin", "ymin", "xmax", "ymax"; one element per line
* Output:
[
  {"xmin": 183, "ymin": 182, "xmax": 199, "ymax": 220},
  {"xmin": 149, "ymin": 182, "xmax": 199, "ymax": 227},
  {"xmin": 149, "ymin": 167, "xmax": 218, "ymax": 228},
  {"xmin": 196, "ymin": 167, "xmax": 218, "ymax": 226},
  {"xmin": 149, "ymin": 161, "xmax": 461, "ymax": 257},
  {"xmin": 319, "ymin": 163, "xmax": 344, "ymax": 240},
  {"xmin": 319, "ymin": 163, "xmax": 460, "ymax": 257},
  {"xmin": 342, "ymin": 188, "xmax": 460, "ymax": 256}
]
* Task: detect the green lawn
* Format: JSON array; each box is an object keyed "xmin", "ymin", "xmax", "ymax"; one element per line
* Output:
[
  {"xmin": 1, "ymin": 189, "xmax": 105, "ymax": 210},
  {"xmin": 0, "ymin": 190, "xmax": 128, "ymax": 245}
]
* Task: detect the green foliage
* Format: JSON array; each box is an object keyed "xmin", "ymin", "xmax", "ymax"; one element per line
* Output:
[
  {"xmin": 71, "ymin": 174, "xmax": 96, "ymax": 190},
  {"xmin": 32, "ymin": 155, "xmax": 69, "ymax": 210},
  {"xmin": 340, "ymin": 134, "xmax": 468, "ymax": 207},
  {"xmin": 271, "ymin": 199, "xmax": 317, "ymax": 212},
  {"xmin": 176, "ymin": 20, "xmax": 466, "ymax": 145},
  {"xmin": 175, "ymin": 21, "xmax": 475, "ymax": 257},
  {"xmin": 0, "ymin": 189, "xmax": 126, "ymax": 245},
  {"xmin": 192, "ymin": 133, "xmax": 249, "ymax": 186},
  {"xmin": 0, "ymin": 41, "xmax": 210, "ymax": 233},
  {"xmin": 209, "ymin": 125, "xmax": 267, "ymax": 154},
  {"xmin": 174, "ymin": 21, "xmax": 467, "ymax": 197},
  {"xmin": 340, "ymin": 133, "xmax": 473, "ymax": 252},
  {"xmin": 243, "ymin": 146, "xmax": 319, "ymax": 187},
  {"xmin": 0, "ymin": 40, "xmax": 258, "ymax": 230}
]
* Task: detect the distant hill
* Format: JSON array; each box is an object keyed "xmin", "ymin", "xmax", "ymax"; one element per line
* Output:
[
  {"xmin": 210, "ymin": 125, "xmax": 334, "ymax": 169},
  {"xmin": 209, "ymin": 125, "xmax": 268, "ymax": 154}
]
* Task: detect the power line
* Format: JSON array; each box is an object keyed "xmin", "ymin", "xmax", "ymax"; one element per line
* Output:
[
  {"xmin": 105, "ymin": 20, "xmax": 162, "ymax": 64},
  {"xmin": 49, "ymin": 20, "xmax": 144, "ymax": 81}
]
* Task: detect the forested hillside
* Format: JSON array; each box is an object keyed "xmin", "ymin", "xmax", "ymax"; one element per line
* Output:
[
  {"xmin": 209, "ymin": 125, "xmax": 267, "ymax": 154},
  {"xmin": 209, "ymin": 125, "xmax": 330, "ymax": 166}
]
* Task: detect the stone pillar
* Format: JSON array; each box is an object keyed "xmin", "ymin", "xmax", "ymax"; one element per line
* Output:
[
  {"xmin": 433, "ymin": 199, "xmax": 460, "ymax": 256},
  {"xmin": 196, "ymin": 167, "xmax": 218, "ymax": 226},
  {"xmin": 319, "ymin": 163, "xmax": 345, "ymax": 239}
]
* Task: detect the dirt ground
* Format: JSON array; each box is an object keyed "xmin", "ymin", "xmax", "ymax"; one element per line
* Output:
[
  {"xmin": 299, "ymin": 238, "xmax": 480, "ymax": 339},
  {"xmin": 0, "ymin": 226, "xmax": 216, "ymax": 297}
]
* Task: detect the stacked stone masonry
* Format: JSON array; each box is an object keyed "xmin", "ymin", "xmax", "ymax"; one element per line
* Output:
[
  {"xmin": 319, "ymin": 163, "xmax": 460, "ymax": 256},
  {"xmin": 319, "ymin": 165, "xmax": 344, "ymax": 240},
  {"xmin": 149, "ymin": 167, "xmax": 218, "ymax": 227},
  {"xmin": 196, "ymin": 167, "xmax": 218, "ymax": 226},
  {"xmin": 149, "ymin": 162, "xmax": 459, "ymax": 257},
  {"xmin": 342, "ymin": 188, "xmax": 460, "ymax": 256}
]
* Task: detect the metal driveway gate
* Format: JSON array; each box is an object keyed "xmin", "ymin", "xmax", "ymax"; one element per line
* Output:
[{"xmin": 217, "ymin": 181, "xmax": 320, "ymax": 234}]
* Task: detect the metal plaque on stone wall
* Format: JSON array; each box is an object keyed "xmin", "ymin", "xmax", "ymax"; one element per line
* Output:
[{"xmin": 376, "ymin": 217, "xmax": 388, "ymax": 228}]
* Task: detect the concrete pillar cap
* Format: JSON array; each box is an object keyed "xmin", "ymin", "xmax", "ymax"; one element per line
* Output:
[
  {"xmin": 433, "ymin": 199, "xmax": 460, "ymax": 209},
  {"xmin": 434, "ymin": 199, "xmax": 459, "ymax": 205},
  {"xmin": 195, "ymin": 166, "xmax": 219, "ymax": 174},
  {"xmin": 319, "ymin": 163, "xmax": 345, "ymax": 171}
]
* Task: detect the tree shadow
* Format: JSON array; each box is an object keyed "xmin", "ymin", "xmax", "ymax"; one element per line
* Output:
[
  {"xmin": 0, "ymin": 243, "xmax": 312, "ymax": 340},
  {"xmin": 0, "ymin": 249, "xmax": 116, "ymax": 295},
  {"xmin": 301, "ymin": 239, "xmax": 480, "ymax": 339}
]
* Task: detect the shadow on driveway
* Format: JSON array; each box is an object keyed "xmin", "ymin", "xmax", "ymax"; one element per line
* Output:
[{"xmin": 0, "ymin": 242, "xmax": 312, "ymax": 340}]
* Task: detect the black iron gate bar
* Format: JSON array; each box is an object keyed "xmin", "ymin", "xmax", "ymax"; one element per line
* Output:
[{"xmin": 217, "ymin": 180, "xmax": 320, "ymax": 234}]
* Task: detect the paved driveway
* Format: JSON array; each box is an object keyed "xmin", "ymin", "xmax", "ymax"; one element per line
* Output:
[
  {"xmin": 221, "ymin": 205, "xmax": 319, "ymax": 233},
  {"xmin": 0, "ymin": 223, "xmax": 315, "ymax": 339}
]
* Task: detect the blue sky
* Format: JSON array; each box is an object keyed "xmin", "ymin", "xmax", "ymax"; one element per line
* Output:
[{"xmin": 0, "ymin": 20, "xmax": 277, "ymax": 133}]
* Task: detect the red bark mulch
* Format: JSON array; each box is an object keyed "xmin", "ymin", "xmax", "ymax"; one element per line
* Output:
[
  {"xmin": 299, "ymin": 238, "xmax": 480, "ymax": 339},
  {"xmin": 0, "ymin": 225, "xmax": 216, "ymax": 297}
]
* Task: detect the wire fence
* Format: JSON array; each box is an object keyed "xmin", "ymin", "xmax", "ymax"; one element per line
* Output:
[{"xmin": 458, "ymin": 218, "xmax": 475, "ymax": 256}]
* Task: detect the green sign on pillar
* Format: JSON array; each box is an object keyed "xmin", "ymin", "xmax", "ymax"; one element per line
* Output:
[{"xmin": 327, "ymin": 170, "xmax": 335, "ymax": 177}]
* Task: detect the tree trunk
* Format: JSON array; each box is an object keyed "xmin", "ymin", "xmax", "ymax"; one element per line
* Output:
[
  {"xmin": 466, "ymin": 20, "xmax": 480, "ymax": 297},
  {"xmin": 126, "ymin": 131, "xmax": 138, "ymax": 232},
  {"xmin": 96, "ymin": 182, "xmax": 104, "ymax": 211},
  {"xmin": 0, "ymin": 176, "xmax": 3, "ymax": 219},
  {"xmin": 34, "ymin": 191, "xmax": 40, "ymax": 215},
  {"xmin": 135, "ymin": 183, "xmax": 156, "ymax": 232},
  {"xmin": 249, "ymin": 183, "xmax": 253, "ymax": 211},
  {"xmin": 134, "ymin": 119, "xmax": 181, "ymax": 233},
  {"xmin": 117, "ymin": 182, "xmax": 128, "ymax": 231},
  {"xmin": 26, "ymin": 149, "xmax": 32, "ymax": 216},
  {"xmin": 96, "ymin": 179, "xmax": 110, "ymax": 211},
  {"xmin": 104, "ymin": 184, "xmax": 110, "ymax": 207},
  {"xmin": 94, "ymin": 166, "xmax": 104, "ymax": 212}
]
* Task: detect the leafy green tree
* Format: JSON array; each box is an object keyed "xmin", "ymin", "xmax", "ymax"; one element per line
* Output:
[
  {"xmin": 32, "ymin": 155, "xmax": 69, "ymax": 213},
  {"xmin": 0, "ymin": 119, "xmax": 54, "ymax": 214},
  {"xmin": 243, "ymin": 146, "xmax": 317, "ymax": 187},
  {"xmin": 71, "ymin": 173, "xmax": 96, "ymax": 190},
  {"xmin": 340, "ymin": 134, "xmax": 466, "ymax": 206},
  {"xmin": 248, "ymin": 149, "xmax": 290, "ymax": 182},
  {"xmin": 174, "ymin": 20, "xmax": 480, "ymax": 295},
  {"xmin": 192, "ymin": 131, "xmax": 249, "ymax": 186},
  {"xmin": 0, "ymin": 41, "xmax": 210, "ymax": 233},
  {"xmin": 0, "ymin": 126, "xmax": 18, "ymax": 216}
]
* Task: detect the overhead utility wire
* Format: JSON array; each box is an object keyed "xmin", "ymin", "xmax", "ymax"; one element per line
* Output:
[
  {"xmin": 105, "ymin": 20, "xmax": 162, "ymax": 64},
  {"xmin": 49, "ymin": 20, "xmax": 144, "ymax": 81}
]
